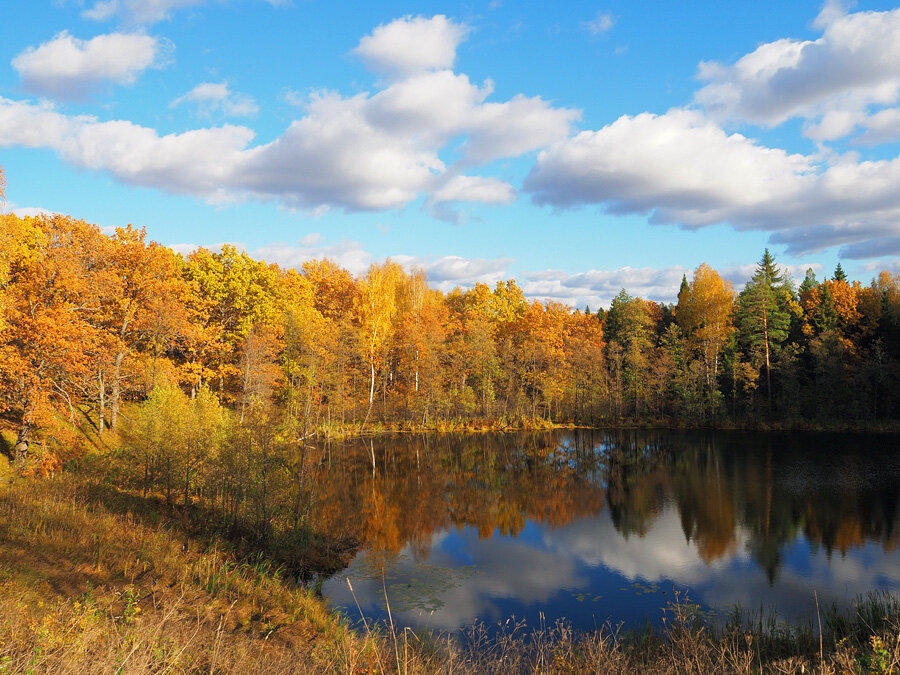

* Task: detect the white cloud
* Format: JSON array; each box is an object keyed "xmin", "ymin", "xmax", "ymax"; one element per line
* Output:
[
  {"xmin": 82, "ymin": 1, "xmax": 120, "ymax": 21},
  {"xmin": 521, "ymin": 261, "xmax": 826, "ymax": 309},
  {"xmin": 0, "ymin": 202, "xmax": 60, "ymax": 219},
  {"xmin": 0, "ymin": 15, "xmax": 576, "ymax": 214},
  {"xmin": 431, "ymin": 175, "xmax": 516, "ymax": 205},
  {"xmin": 365, "ymin": 69, "xmax": 579, "ymax": 163},
  {"xmin": 238, "ymin": 91, "xmax": 443, "ymax": 210},
  {"xmin": 352, "ymin": 15, "xmax": 469, "ymax": 80},
  {"xmin": 212, "ymin": 236, "xmax": 512, "ymax": 288},
  {"xmin": 523, "ymin": 265, "xmax": 689, "ymax": 308},
  {"xmin": 524, "ymin": 108, "xmax": 900, "ymax": 256},
  {"xmin": 862, "ymin": 257, "xmax": 900, "ymax": 274},
  {"xmin": 695, "ymin": 4, "xmax": 900, "ymax": 141},
  {"xmin": 253, "ymin": 237, "xmax": 374, "ymax": 275},
  {"xmin": 11, "ymin": 31, "xmax": 170, "ymax": 101},
  {"xmin": 856, "ymin": 107, "xmax": 900, "ymax": 146},
  {"xmin": 0, "ymin": 97, "xmax": 255, "ymax": 201},
  {"xmin": 465, "ymin": 93, "xmax": 580, "ymax": 163},
  {"xmin": 582, "ymin": 11, "xmax": 615, "ymax": 36},
  {"xmin": 170, "ymin": 81, "xmax": 259, "ymax": 118},
  {"xmin": 525, "ymin": 109, "xmax": 812, "ymax": 224},
  {"xmin": 82, "ymin": 0, "xmax": 205, "ymax": 24},
  {"xmin": 411, "ymin": 255, "xmax": 513, "ymax": 290}
]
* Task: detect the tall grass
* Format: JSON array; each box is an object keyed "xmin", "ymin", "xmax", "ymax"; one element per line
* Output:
[
  {"xmin": 342, "ymin": 590, "xmax": 900, "ymax": 674},
  {"xmin": 0, "ymin": 475, "xmax": 367, "ymax": 674},
  {"xmin": 1, "ymin": 473, "xmax": 898, "ymax": 674}
]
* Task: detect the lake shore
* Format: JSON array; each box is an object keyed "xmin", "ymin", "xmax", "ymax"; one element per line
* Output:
[
  {"xmin": 308, "ymin": 416, "xmax": 900, "ymax": 440},
  {"xmin": 2, "ymin": 469, "xmax": 899, "ymax": 674}
]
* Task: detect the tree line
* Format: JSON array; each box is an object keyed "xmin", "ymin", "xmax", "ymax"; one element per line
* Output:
[{"xmin": 2, "ymin": 210, "xmax": 900, "ymax": 470}]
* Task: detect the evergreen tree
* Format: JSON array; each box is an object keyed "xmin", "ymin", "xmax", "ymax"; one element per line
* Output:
[
  {"xmin": 798, "ymin": 268, "xmax": 817, "ymax": 298},
  {"xmin": 833, "ymin": 263, "xmax": 847, "ymax": 282},
  {"xmin": 678, "ymin": 274, "xmax": 690, "ymax": 305},
  {"xmin": 811, "ymin": 283, "xmax": 838, "ymax": 334},
  {"xmin": 736, "ymin": 250, "xmax": 791, "ymax": 409}
]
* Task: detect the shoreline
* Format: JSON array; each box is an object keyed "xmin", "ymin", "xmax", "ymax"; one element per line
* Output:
[{"xmin": 2, "ymin": 473, "xmax": 898, "ymax": 673}]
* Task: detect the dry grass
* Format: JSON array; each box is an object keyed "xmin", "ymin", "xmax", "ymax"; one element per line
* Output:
[
  {"xmin": 0, "ymin": 475, "xmax": 374, "ymax": 674},
  {"xmin": 1, "ymin": 472, "xmax": 898, "ymax": 674},
  {"xmin": 348, "ymin": 594, "xmax": 900, "ymax": 674}
]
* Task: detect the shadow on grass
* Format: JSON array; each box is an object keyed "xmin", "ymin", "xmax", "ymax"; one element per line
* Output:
[{"xmin": 72, "ymin": 464, "xmax": 360, "ymax": 587}]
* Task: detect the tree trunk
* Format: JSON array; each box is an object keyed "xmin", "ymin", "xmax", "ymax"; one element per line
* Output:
[
  {"xmin": 98, "ymin": 371, "xmax": 106, "ymax": 433},
  {"xmin": 14, "ymin": 421, "xmax": 32, "ymax": 472},
  {"xmin": 111, "ymin": 351, "xmax": 126, "ymax": 433},
  {"xmin": 763, "ymin": 310, "xmax": 772, "ymax": 409}
]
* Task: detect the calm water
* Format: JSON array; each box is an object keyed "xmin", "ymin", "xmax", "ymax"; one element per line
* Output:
[{"xmin": 316, "ymin": 430, "xmax": 900, "ymax": 632}]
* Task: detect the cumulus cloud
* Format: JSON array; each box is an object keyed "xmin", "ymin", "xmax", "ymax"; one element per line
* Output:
[
  {"xmin": 519, "ymin": 4, "xmax": 900, "ymax": 259},
  {"xmin": 364, "ymin": 69, "xmax": 579, "ymax": 164},
  {"xmin": 0, "ymin": 15, "xmax": 576, "ymax": 214},
  {"xmin": 524, "ymin": 108, "xmax": 900, "ymax": 256},
  {"xmin": 237, "ymin": 91, "xmax": 443, "ymax": 210},
  {"xmin": 253, "ymin": 235, "xmax": 375, "ymax": 275},
  {"xmin": 170, "ymin": 82, "xmax": 259, "ymax": 118},
  {"xmin": 352, "ymin": 15, "xmax": 469, "ymax": 80},
  {"xmin": 408, "ymin": 255, "xmax": 513, "ymax": 290},
  {"xmin": 431, "ymin": 175, "xmax": 516, "ymax": 205},
  {"xmin": 694, "ymin": 3, "xmax": 900, "ymax": 140},
  {"xmin": 523, "ymin": 265, "xmax": 689, "ymax": 308},
  {"xmin": 526, "ymin": 109, "xmax": 812, "ymax": 221},
  {"xmin": 520, "ymin": 261, "xmax": 826, "ymax": 309},
  {"xmin": 0, "ymin": 97, "xmax": 255, "ymax": 201},
  {"xmin": 11, "ymin": 31, "xmax": 170, "ymax": 101},
  {"xmin": 856, "ymin": 107, "xmax": 900, "ymax": 146},
  {"xmin": 235, "ymin": 234, "xmax": 514, "ymax": 289}
]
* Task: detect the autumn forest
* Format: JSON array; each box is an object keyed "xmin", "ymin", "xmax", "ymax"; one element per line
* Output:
[
  {"xmin": 3, "ymin": 168, "xmax": 900, "ymax": 673},
  {"xmin": 2, "ymin": 201, "xmax": 900, "ymax": 473}
]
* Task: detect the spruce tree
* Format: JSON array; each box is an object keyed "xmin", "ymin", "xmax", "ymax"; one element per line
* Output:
[
  {"xmin": 833, "ymin": 263, "xmax": 847, "ymax": 282},
  {"xmin": 737, "ymin": 249, "xmax": 791, "ymax": 409}
]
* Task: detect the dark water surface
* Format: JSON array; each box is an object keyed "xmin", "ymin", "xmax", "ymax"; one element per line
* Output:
[{"xmin": 318, "ymin": 430, "xmax": 900, "ymax": 632}]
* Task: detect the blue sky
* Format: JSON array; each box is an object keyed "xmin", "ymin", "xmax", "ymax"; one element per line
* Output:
[{"xmin": 2, "ymin": 0, "xmax": 900, "ymax": 308}]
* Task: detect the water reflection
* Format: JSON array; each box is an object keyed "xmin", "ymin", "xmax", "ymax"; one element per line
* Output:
[{"xmin": 315, "ymin": 430, "xmax": 900, "ymax": 631}]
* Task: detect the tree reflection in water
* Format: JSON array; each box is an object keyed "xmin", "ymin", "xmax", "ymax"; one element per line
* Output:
[{"xmin": 314, "ymin": 430, "xmax": 900, "ymax": 630}]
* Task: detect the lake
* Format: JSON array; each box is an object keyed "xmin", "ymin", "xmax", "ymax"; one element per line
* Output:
[{"xmin": 317, "ymin": 430, "xmax": 900, "ymax": 633}]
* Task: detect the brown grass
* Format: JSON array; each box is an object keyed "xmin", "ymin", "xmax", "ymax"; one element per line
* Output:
[
  {"xmin": 1, "ymin": 472, "xmax": 898, "ymax": 674},
  {"xmin": 349, "ymin": 595, "xmax": 900, "ymax": 674},
  {"xmin": 0, "ymin": 475, "xmax": 374, "ymax": 674}
]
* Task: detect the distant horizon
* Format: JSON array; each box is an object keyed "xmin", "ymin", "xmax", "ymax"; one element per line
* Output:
[{"xmin": 3, "ymin": 0, "xmax": 900, "ymax": 308}]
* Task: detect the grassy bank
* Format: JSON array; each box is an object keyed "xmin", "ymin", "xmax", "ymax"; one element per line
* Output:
[
  {"xmin": 3, "ymin": 471, "xmax": 900, "ymax": 674},
  {"xmin": 0, "ymin": 475, "xmax": 383, "ymax": 674}
]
